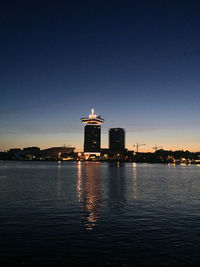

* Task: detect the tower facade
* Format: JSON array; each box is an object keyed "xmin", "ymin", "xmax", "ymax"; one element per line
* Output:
[
  {"xmin": 81, "ymin": 109, "xmax": 104, "ymax": 154},
  {"xmin": 109, "ymin": 128, "xmax": 125, "ymax": 153}
]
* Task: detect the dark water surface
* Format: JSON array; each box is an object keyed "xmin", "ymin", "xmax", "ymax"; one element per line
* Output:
[{"xmin": 0, "ymin": 161, "xmax": 200, "ymax": 266}]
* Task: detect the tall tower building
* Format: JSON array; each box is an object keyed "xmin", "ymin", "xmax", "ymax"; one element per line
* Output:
[
  {"xmin": 109, "ymin": 128, "xmax": 125, "ymax": 154},
  {"xmin": 81, "ymin": 109, "xmax": 104, "ymax": 154}
]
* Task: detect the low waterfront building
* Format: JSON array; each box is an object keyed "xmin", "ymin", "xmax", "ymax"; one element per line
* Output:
[{"xmin": 41, "ymin": 146, "xmax": 75, "ymax": 160}]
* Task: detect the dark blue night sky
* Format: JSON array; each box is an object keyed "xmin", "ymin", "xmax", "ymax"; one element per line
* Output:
[{"xmin": 1, "ymin": 0, "xmax": 200, "ymax": 151}]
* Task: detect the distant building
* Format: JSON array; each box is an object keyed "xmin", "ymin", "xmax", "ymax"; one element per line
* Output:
[
  {"xmin": 41, "ymin": 146, "xmax": 75, "ymax": 159},
  {"xmin": 23, "ymin": 147, "xmax": 40, "ymax": 154},
  {"xmin": 109, "ymin": 128, "xmax": 125, "ymax": 154},
  {"xmin": 9, "ymin": 148, "xmax": 22, "ymax": 154},
  {"xmin": 100, "ymin": 148, "xmax": 110, "ymax": 154},
  {"xmin": 7, "ymin": 148, "xmax": 22, "ymax": 159},
  {"xmin": 22, "ymin": 147, "xmax": 40, "ymax": 159},
  {"xmin": 81, "ymin": 109, "xmax": 104, "ymax": 155}
]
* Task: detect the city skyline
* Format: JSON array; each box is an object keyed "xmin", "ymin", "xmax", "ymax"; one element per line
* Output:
[
  {"xmin": 1, "ymin": 106, "xmax": 199, "ymax": 153},
  {"xmin": 1, "ymin": 1, "xmax": 200, "ymax": 152},
  {"xmin": 1, "ymin": 106, "xmax": 199, "ymax": 152}
]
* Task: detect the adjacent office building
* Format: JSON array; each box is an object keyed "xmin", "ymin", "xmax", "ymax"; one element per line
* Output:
[
  {"xmin": 81, "ymin": 109, "xmax": 104, "ymax": 154},
  {"xmin": 109, "ymin": 128, "xmax": 125, "ymax": 154}
]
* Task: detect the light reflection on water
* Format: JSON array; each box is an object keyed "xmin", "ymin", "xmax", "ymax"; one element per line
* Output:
[
  {"xmin": 0, "ymin": 161, "xmax": 200, "ymax": 265},
  {"xmin": 132, "ymin": 162, "xmax": 137, "ymax": 199},
  {"xmin": 57, "ymin": 163, "xmax": 61, "ymax": 198},
  {"xmin": 77, "ymin": 162, "xmax": 101, "ymax": 230},
  {"xmin": 77, "ymin": 161, "xmax": 82, "ymax": 202}
]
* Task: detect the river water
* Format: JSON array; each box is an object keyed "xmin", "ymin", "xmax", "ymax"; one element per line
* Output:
[{"xmin": 0, "ymin": 161, "xmax": 200, "ymax": 266}]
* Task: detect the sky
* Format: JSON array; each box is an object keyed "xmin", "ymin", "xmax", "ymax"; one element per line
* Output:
[{"xmin": 0, "ymin": 0, "xmax": 200, "ymax": 152}]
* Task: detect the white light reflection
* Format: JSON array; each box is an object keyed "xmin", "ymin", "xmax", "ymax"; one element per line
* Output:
[
  {"xmin": 132, "ymin": 162, "xmax": 137, "ymax": 199},
  {"xmin": 84, "ymin": 163, "xmax": 101, "ymax": 231},
  {"xmin": 77, "ymin": 162, "xmax": 101, "ymax": 231},
  {"xmin": 77, "ymin": 161, "xmax": 82, "ymax": 202},
  {"xmin": 57, "ymin": 162, "xmax": 61, "ymax": 198}
]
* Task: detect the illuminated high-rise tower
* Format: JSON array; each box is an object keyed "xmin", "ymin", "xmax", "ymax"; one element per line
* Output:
[{"xmin": 81, "ymin": 109, "xmax": 104, "ymax": 154}]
